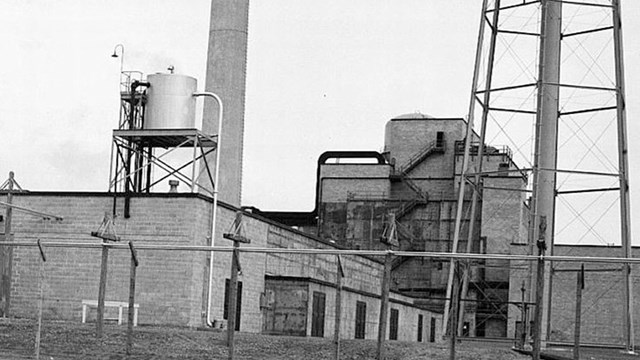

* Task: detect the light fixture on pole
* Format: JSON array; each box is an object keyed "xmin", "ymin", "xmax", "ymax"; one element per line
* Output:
[{"xmin": 111, "ymin": 44, "xmax": 125, "ymax": 74}]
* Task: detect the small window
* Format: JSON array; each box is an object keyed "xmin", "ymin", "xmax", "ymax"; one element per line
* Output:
[
  {"xmin": 436, "ymin": 132, "xmax": 445, "ymax": 149},
  {"xmin": 417, "ymin": 314, "xmax": 423, "ymax": 342}
]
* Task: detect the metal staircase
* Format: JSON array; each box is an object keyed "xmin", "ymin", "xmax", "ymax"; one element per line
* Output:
[
  {"xmin": 393, "ymin": 139, "xmax": 445, "ymax": 177},
  {"xmin": 389, "ymin": 138, "xmax": 445, "ymax": 219},
  {"xmin": 394, "ymin": 196, "xmax": 427, "ymax": 219}
]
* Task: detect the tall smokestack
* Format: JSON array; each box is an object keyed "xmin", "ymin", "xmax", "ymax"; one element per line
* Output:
[{"xmin": 201, "ymin": 0, "xmax": 249, "ymax": 207}]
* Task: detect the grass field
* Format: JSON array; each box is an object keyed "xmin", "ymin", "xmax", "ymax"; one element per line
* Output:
[{"xmin": 0, "ymin": 318, "xmax": 528, "ymax": 360}]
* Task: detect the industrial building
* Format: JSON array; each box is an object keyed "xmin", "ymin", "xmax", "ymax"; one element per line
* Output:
[
  {"xmin": 3, "ymin": 109, "xmax": 636, "ymax": 345},
  {"xmin": 0, "ymin": 109, "xmax": 528, "ymax": 340},
  {"xmin": 257, "ymin": 113, "xmax": 528, "ymax": 338},
  {"xmin": 0, "ymin": 190, "xmax": 442, "ymax": 341},
  {"xmin": 1, "ymin": 0, "xmax": 638, "ymax": 352}
]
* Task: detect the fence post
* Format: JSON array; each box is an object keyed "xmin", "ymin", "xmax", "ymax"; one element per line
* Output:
[
  {"xmin": 35, "ymin": 239, "xmax": 47, "ymax": 360},
  {"xmin": 91, "ymin": 214, "xmax": 120, "ymax": 339},
  {"xmin": 376, "ymin": 252, "xmax": 392, "ymax": 360},
  {"xmin": 334, "ymin": 255, "xmax": 344, "ymax": 360},
  {"xmin": 449, "ymin": 261, "xmax": 459, "ymax": 360},
  {"xmin": 227, "ymin": 244, "xmax": 240, "ymax": 359},
  {"xmin": 96, "ymin": 243, "xmax": 109, "ymax": 338},
  {"xmin": 224, "ymin": 211, "xmax": 251, "ymax": 360},
  {"xmin": 2, "ymin": 171, "xmax": 15, "ymax": 317},
  {"xmin": 573, "ymin": 264, "xmax": 584, "ymax": 360},
  {"xmin": 126, "ymin": 241, "xmax": 139, "ymax": 355}
]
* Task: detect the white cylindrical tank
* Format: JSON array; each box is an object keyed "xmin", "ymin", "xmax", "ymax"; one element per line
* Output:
[{"xmin": 144, "ymin": 73, "xmax": 197, "ymax": 129}]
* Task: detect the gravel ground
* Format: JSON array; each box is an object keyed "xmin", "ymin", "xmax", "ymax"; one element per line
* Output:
[{"xmin": 0, "ymin": 318, "xmax": 526, "ymax": 359}]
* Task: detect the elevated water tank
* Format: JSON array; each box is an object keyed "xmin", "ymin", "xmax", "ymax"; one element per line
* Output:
[{"xmin": 144, "ymin": 73, "xmax": 197, "ymax": 129}]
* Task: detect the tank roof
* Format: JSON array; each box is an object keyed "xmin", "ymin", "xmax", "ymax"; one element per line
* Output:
[{"xmin": 392, "ymin": 112, "xmax": 434, "ymax": 120}]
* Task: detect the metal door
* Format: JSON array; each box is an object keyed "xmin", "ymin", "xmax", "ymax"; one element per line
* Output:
[{"xmin": 311, "ymin": 291, "xmax": 325, "ymax": 337}]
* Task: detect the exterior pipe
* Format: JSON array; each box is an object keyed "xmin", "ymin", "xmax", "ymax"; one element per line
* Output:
[
  {"xmin": 123, "ymin": 80, "xmax": 150, "ymax": 218},
  {"xmin": 252, "ymin": 151, "xmax": 386, "ymax": 227},
  {"xmin": 5, "ymin": 240, "xmax": 640, "ymax": 264},
  {"xmin": 193, "ymin": 91, "xmax": 224, "ymax": 327}
]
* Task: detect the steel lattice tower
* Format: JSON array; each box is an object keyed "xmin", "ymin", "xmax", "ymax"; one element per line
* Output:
[{"xmin": 444, "ymin": 0, "xmax": 633, "ymax": 354}]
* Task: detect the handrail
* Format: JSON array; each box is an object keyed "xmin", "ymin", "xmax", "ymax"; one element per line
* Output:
[
  {"xmin": 395, "ymin": 140, "xmax": 445, "ymax": 176},
  {"xmin": 399, "ymin": 175, "xmax": 428, "ymax": 200},
  {"xmin": 454, "ymin": 140, "xmax": 511, "ymax": 158}
]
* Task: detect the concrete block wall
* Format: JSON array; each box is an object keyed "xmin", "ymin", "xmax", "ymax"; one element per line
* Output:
[
  {"xmin": 208, "ymin": 205, "xmax": 268, "ymax": 333},
  {"xmin": 265, "ymin": 225, "xmax": 384, "ymax": 296},
  {"xmin": 386, "ymin": 296, "xmax": 442, "ymax": 342},
  {"xmin": 345, "ymin": 200, "xmax": 388, "ymax": 251},
  {"xmin": 3, "ymin": 193, "xmax": 212, "ymax": 327},
  {"xmin": 320, "ymin": 164, "xmax": 391, "ymax": 179},
  {"xmin": 318, "ymin": 202, "xmax": 347, "ymax": 242},
  {"xmin": 549, "ymin": 245, "xmax": 640, "ymax": 345},
  {"xmin": 455, "ymin": 153, "xmax": 516, "ymax": 175},
  {"xmin": 319, "ymin": 164, "xmax": 391, "ymax": 203},
  {"xmin": 321, "ymin": 179, "xmax": 390, "ymax": 203},
  {"xmin": 256, "ymin": 216, "xmax": 445, "ymax": 342},
  {"xmin": 384, "ymin": 118, "xmax": 469, "ymax": 179},
  {"xmin": 331, "ymin": 285, "xmax": 381, "ymax": 340},
  {"xmin": 389, "ymin": 179, "xmax": 457, "ymax": 201},
  {"xmin": 308, "ymin": 282, "xmax": 442, "ymax": 342},
  {"xmin": 506, "ymin": 244, "xmax": 534, "ymax": 339},
  {"xmin": 393, "ymin": 258, "xmax": 449, "ymax": 292},
  {"xmin": 300, "ymin": 281, "xmax": 442, "ymax": 342},
  {"xmin": 340, "ymin": 254, "xmax": 385, "ymax": 295},
  {"xmin": 481, "ymin": 177, "xmax": 528, "ymax": 287},
  {"xmin": 506, "ymin": 244, "xmax": 640, "ymax": 345},
  {"xmin": 481, "ymin": 177, "xmax": 527, "ymax": 252},
  {"xmin": 262, "ymin": 277, "xmax": 443, "ymax": 343}
]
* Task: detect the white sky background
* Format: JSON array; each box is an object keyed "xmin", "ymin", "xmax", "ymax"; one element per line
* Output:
[{"xmin": 1, "ymin": 1, "xmax": 639, "ymax": 241}]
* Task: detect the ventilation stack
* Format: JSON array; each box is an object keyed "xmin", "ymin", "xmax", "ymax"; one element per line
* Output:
[{"xmin": 199, "ymin": 0, "xmax": 250, "ymax": 207}]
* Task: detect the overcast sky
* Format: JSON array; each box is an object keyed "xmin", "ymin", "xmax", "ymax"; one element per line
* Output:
[{"xmin": 1, "ymin": 1, "xmax": 639, "ymax": 241}]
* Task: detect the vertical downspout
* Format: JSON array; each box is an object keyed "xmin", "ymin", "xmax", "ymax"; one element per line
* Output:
[{"xmin": 194, "ymin": 92, "xmax": 224, "ymax": 326}]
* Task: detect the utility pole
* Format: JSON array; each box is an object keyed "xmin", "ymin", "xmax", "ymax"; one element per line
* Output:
[
  {"xmin": 126, "ymin": 241, "xmax": 139, "ymax": 355},
  {"xmin": 449, "ymin": 262, "xmax": 460, "ymax": 360},
  {"xmin": 223, "ymin": 211, "xmax": 251, "ymax": 360},
  {"xmin": 91, "ymin": 213, "xmax": 121, "ymax": 338},
  {"xmin": 376, "ymin": 252, "xmax": 392, "ymax": 360},
  {"xmin": 1, "ymin": 172, "xmax": 15, "ymax": 317}
]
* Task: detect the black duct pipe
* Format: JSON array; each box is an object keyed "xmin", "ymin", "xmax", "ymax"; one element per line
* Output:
[
  {"xmin": 123, "ymin": 80, "xmax": 150, "ymax": 219},
  {"xmin": 252, "ymin": 151, "xmax": 387, "ymax": 227}
]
